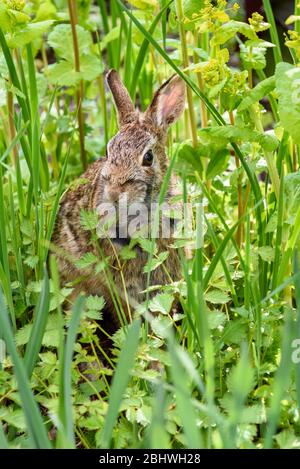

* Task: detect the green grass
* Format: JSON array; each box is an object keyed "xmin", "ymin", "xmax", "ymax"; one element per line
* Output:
[{"xmin": 0, "ymin": 0, "xmax": 300, "ymax": 449}]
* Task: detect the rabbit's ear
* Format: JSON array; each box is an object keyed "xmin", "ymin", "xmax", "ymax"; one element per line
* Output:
[
  {"xmin": 106, "ymin": 69, "xmax": 136, "ymax": 127},
  {"xmin": 145, "ymin": 75, "xmax": 186, "ymax": 128}
]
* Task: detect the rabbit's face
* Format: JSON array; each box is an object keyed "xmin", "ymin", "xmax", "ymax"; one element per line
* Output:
[
  {"xmin": 101, "ymin": 70, "xmax": 186, "ymax": 207},
  {"xmin": 101, "ymin": 121, "xmax": 165, "ymax": 205}
]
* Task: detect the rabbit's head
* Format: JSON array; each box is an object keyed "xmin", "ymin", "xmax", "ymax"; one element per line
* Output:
[{"xmin": 100, "ymin": 70, "xmax": 186, "ymax": 206}]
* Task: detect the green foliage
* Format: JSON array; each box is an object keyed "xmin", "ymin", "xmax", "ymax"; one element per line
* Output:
[{"xmin": 0, "ymin": 0, "xmax": 300, "ymax": 451}]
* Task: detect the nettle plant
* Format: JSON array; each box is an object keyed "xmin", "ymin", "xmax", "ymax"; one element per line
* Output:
[{"xmin": 0, "ymin": 0, "xmax": 300, "ymax": 450}]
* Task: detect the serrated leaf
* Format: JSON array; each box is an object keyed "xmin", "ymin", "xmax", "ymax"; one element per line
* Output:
[
  {"xmin": 75, "ymin": 252, "xmax": 98, "ymax": 269},
  {"xmin": 151, "ymin": 315, "xmax": 172, "ymax": 338},
  {"xmin": 212, "ymin": 21, "xmax": 257, "ymax": 46},
  {"xmin": 205, "ymin": 289, "xmax": 230, "ymax": 304},
  {"xmin": 206, "ymin": 148, "xmax": 230, "ymax": 180},
  {"xmin": 143, "ymin": 251, "xmax": 169, "ymax": 273},
  {"xmin": 227, "ymin": 354, "xmax": 255, "ymax": 400},
  {"xmin": 7, "ymin": 20, "xmax": 54, "ymax": 48},
  {"xmin": 199, "ymin": 125, "xmax": 278, "ymax": 152},
  {"xmin": 149, "ymin": 293, "xmax": 174, "ymax": 315},
  {"xmin": 48, "ymin": 61, "xmax": 81, "ymax": 86},
  {"xmin": 48, "ymin": 24, "xmax": 92, "ymax": 61},
  {"xmin": 24, "ymin": 255, "xmax": 39, "ymax": 269},
  {"xmin": 80, "ymin": 209, "xmax": 99, "ymax": 231},
  {"xmin": 257, "ymin": 246, "xmax": 274, "ymax": 262},
  {"xmin": 276, "ymin": 62, "xmax": 300, "ymax": 144},
  {"xmin": 240, "ymin": 43, "xmax": 267, "ymax": 70},
  {"xmin": 208, "ymin": 311, "xmax": 226, "ymax": 329},
  {"xmin": 86, "ymin": 295, "xmax": 105, "ymax": 311},
  {"xmin": 238, "ymin": 76, "xmax": 275, "ymax": 112}
]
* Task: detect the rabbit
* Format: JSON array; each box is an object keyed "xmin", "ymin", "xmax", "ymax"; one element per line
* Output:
[{"xmin": 52, "ymin": 70, "xmax": 186, "ymax": 333}]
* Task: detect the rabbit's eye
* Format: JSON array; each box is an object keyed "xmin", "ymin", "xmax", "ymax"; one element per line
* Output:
[{"xmin": 142, "ymin": 150, "xmax": 154, "ymax": 167}]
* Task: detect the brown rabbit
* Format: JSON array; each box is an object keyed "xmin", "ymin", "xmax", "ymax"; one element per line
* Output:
[{"xmin": 52, "ymin": 70, "xmax": 186, "ymax": 333}]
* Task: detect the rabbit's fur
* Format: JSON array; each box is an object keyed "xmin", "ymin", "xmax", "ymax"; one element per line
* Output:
[{"xmin": 52, "ymin": 70, "xmax": 186, "ymax": 328}]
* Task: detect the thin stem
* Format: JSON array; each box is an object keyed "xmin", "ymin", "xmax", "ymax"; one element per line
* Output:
[
  {"xmin": 229, "ymin": 111, "xmax": 243, "ymax": 247},
  {"xmin": 262, "ymin": 0, "xmax": 283, "ymax": 64},
  {"xmin": 175, "ymin": 0, "xmax": 198, "ymax": 148},
  {"xmin": 68, "ymin": 0, "xmax": 87, "ymax": 170}
]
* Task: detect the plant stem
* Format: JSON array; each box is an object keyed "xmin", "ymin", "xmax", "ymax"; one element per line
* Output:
[
  {"xmin": 295, "ymin": 1, "xmax": 300, "ymax": 35},
  {"xmin": 229, "ymin": 111, "xmax": 243, "ymax": 247},
  {"xmin": 262, "ymin": 0, "xmax": 283, "ymax": 64},
  {"xmin": 68, "ymin": 0, "xmax": 87, "ymax": 170},
  {"xmin": 175, "ymin": 0, "xmax": 198, "ymax": 148},
  {"xmin": 250, "ymin": 104, "xmax": 280, "ymax": 199},
  {"xmin": 7, "ymin": 88, "xmax": 17, "ymax": 167}
]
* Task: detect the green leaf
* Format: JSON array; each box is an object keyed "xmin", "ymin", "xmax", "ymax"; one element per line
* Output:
[
  {"xmin": 48, "ymin": 61, "xmax": 81, "ymax": 87},
  {"xmin": 276, "ymin": 62, "xmax": 300, "ymax": 144},
  {"xmin": 227, "ymin": 353, "xmax": 255, "ymax": 400},
  {"xmin": 0, "ymin": 287, "xmax": 51, "ymax": 448},
  {"xmin": 86, "ymin": 295, "xmax": 105, "ymax": 311},
  {"xmin": 100, "ymin": 319, "xmax": 141, "ymax": 448},
  {"xmin": 257, "ymin": 246, "xmax": 275, "ymax": 262},
  {"xmin": 75, "ymin": 252, "xmax": 98, "ymax": 269},
  {"xmin": 208, "ymin": 311, "xmax": 226, "ymax": 329},
  {"xmin": 0, "ymin": 3, "xmax": 13, "ymax": 32},
  {"xmin": 7, "ymin": 20, "xmax": 54, "ymax": 48},
  {"xmin": 206, "ymin": 148, "xmax": 230, "ymax": 180},
  {"xmin": 80, "ymin": 209, "xmax": 99, "ymax": 231},
  {"xmin": 212, "ymin": 21, "xmax": 258, "ymax": 46},
  {"xmin": 284, "ymin": 171, "xmax": 300, "ymax": 224},
  {"xmin": 149, "ymin": 293, "xmax": 174, "ymax": 315},
  {"xmin": 199, "ymin": 125, "xmax": 278, "ymax": 152},
  {"xmin": 143, "ymin": 251, "xmax": 169, "ymax": 273},
  {"xmin": 80, "ymin": 54, "xmax": 102, "ymax": 81},
  {"xmin": 238, "ymin": 76, "xmax": 275, "ymax": 111},
  {"xmin": 48, "ymin": 24, "xmax": 92, "ymax": 61},
  {"xmin": 100, "ymin": 25, "xmax": 121, "ymax": 46},
  {"xmin": 222, "ymin": 319, "xmax": 247, "ymax": 344},
  {"xmin": 205, "ymin": 289, "xmax": 230, "ymax": 304},
  {"xmin": 240, "ymin": 43, "xmax": 267, "ymax": 70}
]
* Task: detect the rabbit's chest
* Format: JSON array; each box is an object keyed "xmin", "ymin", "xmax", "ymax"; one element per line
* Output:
[{"xmin": 111, "ymin": 238, "xmax": 181, "ymax": 305}]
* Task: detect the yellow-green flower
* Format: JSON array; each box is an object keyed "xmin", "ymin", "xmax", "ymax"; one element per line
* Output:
[
  {"xmin": 201, "ymin": 59, "xmax": 225, "ymax": 87},
  {"xmin": 249, "ymin": 12, "xmax": 270, "ymax": 32},
  {"xmin": 285, "ymin": 30, "xmax": 300, "ymax": 60},
  {"xmin": 4, "ymin": 0, "xmax": 26, "ymax": 11}
]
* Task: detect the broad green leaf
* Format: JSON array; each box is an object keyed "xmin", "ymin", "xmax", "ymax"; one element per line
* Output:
[
  {"xmin": 7, "ymin": 20, "xmax": 54, "ymax": 48},
  {"xmin": 199, "ymin": 125, "xmax": 278, "ymax": 152},
  {"xmin": 211, "ymin": 21, "xmax": 258, "ymax": 46},
  {"xmin": 86, "ymin": 295, "xmax": 105, "ymax": 311},
  {"xmin": 206, "ymin": 148, "xmax": 230, "ymax": 180},
  {"xmin": 257, "ymin": 246, "xmax": 275, "ymax": 262},
  {"xmin": 205, "ymin": 289, "xmax": 230, "ymax": 304},
  {"xmin": 240, "ymin": 43, "xmax": 267, "ymax": 70},
  {"xmin": 276, "ymin": 62, "xmax": 300, "ymax": 144},
  {"xmin": 143, "ymin": 251, "xmax": 169, "ymax": 273},
  {"xmin": 149, "ymin": 293, "xmax": 174, "ymax": 315},
  {"xmin": 48, "ymin": 24, "xmax": 92, "ymax": 61},
  {"xmin": 238, "ymin": 76, "xmax": 275, "ymax": 111},
  {"xmin": 48, "ymin": 61, "xmax": 81, "ymax": 86},
  {"xmin": 80, "ymin": 54, "xmax": 102, "ymax": 81}
]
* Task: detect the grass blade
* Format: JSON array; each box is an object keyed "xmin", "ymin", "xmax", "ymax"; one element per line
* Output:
[
  {"xmin": 0, "ymin": 287, "xmax": 51, "ymax": 448},
  {"xmin": 57, "ymin": 294, "xmax": 85, "ymax": 448},
  {"xmin": 100, "ymin": 319, "xmax": 141, "ymax": 448},
  {"xmin": 24, "ymin": 266, "xmax": 50, "ymax": 378}
]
